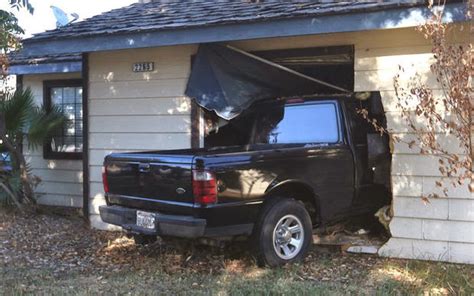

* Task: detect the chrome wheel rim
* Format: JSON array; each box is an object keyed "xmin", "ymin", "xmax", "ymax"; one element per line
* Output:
[{"xmin": 272, "ymin": 214, "xmax": 304, "ymax": 260}]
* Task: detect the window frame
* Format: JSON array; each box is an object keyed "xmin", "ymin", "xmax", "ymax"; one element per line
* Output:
[
  {"xmin": 43, "ymin": 79, "xmax": 84, "ymax": 160},
  {"xmin": 252, "ymin": 100, "xmax": 343, "ymax": 146}
]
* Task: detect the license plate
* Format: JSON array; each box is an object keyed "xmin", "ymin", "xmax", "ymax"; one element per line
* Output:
[{"xmin": 136, "ymin": 210, "xmax": 156, "ymax": 230}]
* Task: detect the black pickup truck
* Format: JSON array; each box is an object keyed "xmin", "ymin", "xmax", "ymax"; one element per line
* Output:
[{"xmin": 100, "ymin": 95, "xmax": 391, "ymax": 267}]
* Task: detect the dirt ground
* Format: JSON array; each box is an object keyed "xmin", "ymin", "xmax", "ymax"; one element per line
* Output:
[{"xmin": 1, "ymin": 208, "xmax": 473, "ymax": 295}]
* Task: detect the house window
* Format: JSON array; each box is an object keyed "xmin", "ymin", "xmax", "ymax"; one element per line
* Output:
[{"xmin": 43, "ymin": 80, "xmax": 83, "ymax": 160}]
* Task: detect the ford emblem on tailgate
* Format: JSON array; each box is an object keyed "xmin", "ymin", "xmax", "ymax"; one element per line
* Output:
[{"xmin": 176, "ymin": 188, "xmax": 186, "ymax": 194}]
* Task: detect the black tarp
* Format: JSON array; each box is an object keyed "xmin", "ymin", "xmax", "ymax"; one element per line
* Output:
[{"xmin": 185, "ymin": 44, "xmax": 346, "ymax": 120}]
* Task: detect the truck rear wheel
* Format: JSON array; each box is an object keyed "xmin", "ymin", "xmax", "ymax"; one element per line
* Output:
[{"xmin": 254, "ymin": 198, "xmax": 312, "ymax": 267}]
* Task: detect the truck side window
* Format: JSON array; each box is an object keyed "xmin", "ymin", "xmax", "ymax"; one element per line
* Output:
[{"xmin": 255, "ymin": 102, "xmax": 339, "ymax": 144}]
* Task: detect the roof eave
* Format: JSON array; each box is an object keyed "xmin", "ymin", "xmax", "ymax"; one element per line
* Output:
[
  {"xmin": 8, "ymin": 61, "xmax": 82, "ymax": 75},
  {"xmin": 20, "ymin": 3, "xmax": 467, "ymax": 57}
]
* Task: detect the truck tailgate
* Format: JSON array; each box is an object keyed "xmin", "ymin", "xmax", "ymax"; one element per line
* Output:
[{"xmin": 104, "ymin": 152, "xmax": 195, "ymax": 208}]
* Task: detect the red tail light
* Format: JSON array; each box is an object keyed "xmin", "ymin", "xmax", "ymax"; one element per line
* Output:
[
  {"xmin": 102, "ymin": 166, "xmax": 109, "ymax": 193},
  {"xmin": 192, "ymin": 170, "xmax": 217, "ymax": 204}
]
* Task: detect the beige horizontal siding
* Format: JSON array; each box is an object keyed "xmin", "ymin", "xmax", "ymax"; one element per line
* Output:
[
  {"xmin": 89, "ymin": 165, "xmax": 103, "ymax": 183},
  {"xmin": 379, "ymin": 238, "xmax": 450, "ymax": 262},
  {"xmin": 88, "ymin": 46, "xmax": 196, "ymax": 229},
  {"xmin": 89, "ymin": 133, "xmax": 190, "ymax": 150},
  {"xmin": 390, "ymin": 133, "xmax": 466, "ymax": 155},
  {"xmin": 89, "ymin": 182, "xmax": 105, "ymax": 201},
  {"xmin": 448, "ymin": 199, "xmax": 474, "ymax": 221},
  {"xmin": 380, "ymin": 238, "xmax": 474, "ymax": 264},
  {"xmin": 389, "ymin": 217, "xmax": 423, "ymax": 239},
  {"xmin": 385, "ymin": 111, "xmax": 459, "ymax": 133},
  {"xmin": 421, "ymin": 177, "xmax": 472, "ymax": 200},
  {"xmin": 393, "ymin": 197, "xmax": 449, "ymax": 220},
  {"xmin": 392, "ymin": 196, "xmax": 474, "ymax": 222},
  {"xmin": 26, "ymin": 155, "xmax": 83, "ymax": 171},
  {"xmin": 422, "ymin": 220, "xmax": 474, "ymax": 243},
  {"xmin": 449, "ymin": 242, "xmax": 474, "ymax": 264},
  {"xmin": 90, "ymin": 60, "xmax": 191, "ymax": 82},
  {"xmin": 89, "ymin": 79, "xmax": 187, "ymax": 99},
  {"xmin": 89, "ymin": 115, "xmax": 191, "ymax": 133},
  {"xmin": 379, "ymin": 89, "xmax": 446, "ymax": 112},
  {"xmin": 354, "ymin": 68, "xmax": 439, "ymax": 92},
  {"xmin": 392, "ymin": 175, "xmax": 472, "ymax": 199},
  {"xmin": 89, "ymin": 97, "xmax": 191, "ymax": 116},
  {"xmin": 391, "ymin": 154, "xmax": 444, "ymax": 177},
  {"xmin": 36, "ymin": 181, "xmax": 83, "ymax": 196},
  {"xmin": 30, "ymin": 169, "xmax": 83, "ymax": 183},
  {"xmin": 355, "ymin": 45, "xmax": 434, "ymax": 71},
  {"xmin": 232, "ymin": 24, "xmax": 469, "ymax": 52},
  {"xmin": 36, "ymin": 193, "xmax": 82, "ymax": 208}
]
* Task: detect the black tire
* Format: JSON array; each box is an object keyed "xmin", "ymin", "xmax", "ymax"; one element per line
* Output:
[
  {"xmin": 254, "ymin": 198, "xmax": 313, "ymax": 267},
  {"xmin": 133, "ymin": 234, "xmax": 157, "ymax": 245}
]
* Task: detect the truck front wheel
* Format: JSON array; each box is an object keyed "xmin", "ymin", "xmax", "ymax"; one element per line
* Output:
[{"xmin": 254, "ymin": 198, "xmax": 312, "ymax": 267}]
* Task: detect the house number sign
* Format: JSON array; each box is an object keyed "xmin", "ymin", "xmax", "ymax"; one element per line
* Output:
[{"xmin": 133, "ymin": 62, "xmax": 154, "ymax": 72}]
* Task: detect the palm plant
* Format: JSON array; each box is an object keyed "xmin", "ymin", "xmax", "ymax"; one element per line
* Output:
[{"xmin": 0, "ymin": 87, "xmax": 65, "ymax": 206}]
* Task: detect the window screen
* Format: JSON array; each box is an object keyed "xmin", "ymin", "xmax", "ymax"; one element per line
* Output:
[
  {"xmin": 44, "ymin": 80, "xmax": 83, "ymax": 159},
  {"xmin": 255, "ymin": 102, "xmax": 340, "ymax": 144}
]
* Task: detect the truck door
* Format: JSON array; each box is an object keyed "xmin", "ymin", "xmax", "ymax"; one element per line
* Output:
[{"xmin": 253, "ymin": 100, "xmax": 355, "ymax": 222}]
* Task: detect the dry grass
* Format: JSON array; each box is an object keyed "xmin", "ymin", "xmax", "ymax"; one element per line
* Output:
[{"xmin": 1, "ymin": 208, "xmax": 473, "ymax": 295}]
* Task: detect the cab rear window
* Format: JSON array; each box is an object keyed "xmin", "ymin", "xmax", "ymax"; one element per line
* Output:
[{"xmin": 254, "ymin": 102, "xmax": 340, "ymax": 145}]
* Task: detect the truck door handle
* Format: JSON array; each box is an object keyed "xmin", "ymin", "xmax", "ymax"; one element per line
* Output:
[{"xmin": 138, "ymin": 163, "xmax": 151, "ymax": 173}]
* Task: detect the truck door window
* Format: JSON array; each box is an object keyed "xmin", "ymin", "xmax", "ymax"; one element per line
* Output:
[{"xmin": 255, "ymin": 102, "xmax": 340, "ymax": 144}]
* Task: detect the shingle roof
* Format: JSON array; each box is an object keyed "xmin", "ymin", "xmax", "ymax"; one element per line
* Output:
[
  {"xmin": 9, "ymin": 52, "xmax": 81, "ymax": 66},
  {"xmin": 26, "ymin": 1, "xmax": 423, "ymax": 43}
]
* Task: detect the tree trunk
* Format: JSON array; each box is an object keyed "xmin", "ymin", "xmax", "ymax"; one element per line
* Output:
[
  {"xmin": 15, "ymin": 148, "xmax": 35, "ymax": 203},
  {"xmin": 0, "ymin": 134, "xmax": 35, "ymax": 204},
  {"xmin": 0, "ymin": 181, "xmax": 23, "ymax": 209}
]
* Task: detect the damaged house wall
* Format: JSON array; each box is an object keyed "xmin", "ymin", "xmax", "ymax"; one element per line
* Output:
[
  {"xmin": 352, "ymin": 26, "xmax": 473, "ymax": 264},
  {"xmin": 229, "ymin": 25, "xmax": 472, "ymax": 264},
  {"xmin": 26, "ymin": 24, "xmax": 471, "ymax": 263}
]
